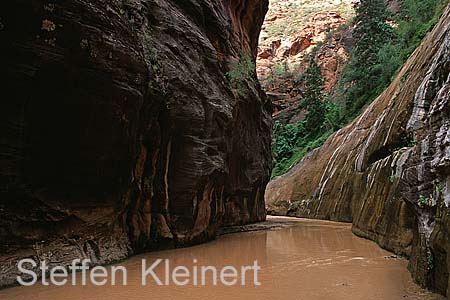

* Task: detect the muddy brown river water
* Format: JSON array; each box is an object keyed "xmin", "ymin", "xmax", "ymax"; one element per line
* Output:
[{"xmin": 0, "ymin": 217, "xmax": 443, "ymax": 300}]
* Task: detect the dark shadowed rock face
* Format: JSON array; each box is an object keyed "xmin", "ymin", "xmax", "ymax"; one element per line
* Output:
[
  {"xmin": 266, "ymin": 5, "xmax": 450, "ymax": 297},
  {"xmin": 0, "ymin": 0, "xmax": 271, "ymax": 286}
]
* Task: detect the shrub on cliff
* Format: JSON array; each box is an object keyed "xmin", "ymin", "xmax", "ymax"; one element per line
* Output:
[{"xmin": 227, "ymin": 53, "xmax": 257, "ymax": 97}]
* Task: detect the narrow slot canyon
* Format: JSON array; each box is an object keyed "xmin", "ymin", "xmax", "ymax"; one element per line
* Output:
[{"xmin": 0, "ymin": 0, "xmax": 449, "ymax": 299}]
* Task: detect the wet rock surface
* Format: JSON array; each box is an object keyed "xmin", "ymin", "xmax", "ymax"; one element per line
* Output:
[
  {"xmin": 0, "ymin": 0, "xmax": 271, "ymax": 287},
  {"xmin": 266, "ymin": 5, "xmax": 450, "ymax": 296}
]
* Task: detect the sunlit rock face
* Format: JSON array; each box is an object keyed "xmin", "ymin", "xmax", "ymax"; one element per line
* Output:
[
  {"xmin": 0, "ymin": 0, "xmax": 271, "ymax": 286},
  {"xmin": 256, "ymin": 0, "xmax": 356, "ymax": 122},
  {"xmin": 266, "ymin": 5, "xmax": 450, "ymax": 296}
]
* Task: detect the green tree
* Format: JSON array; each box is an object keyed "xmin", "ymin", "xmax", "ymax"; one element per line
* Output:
[
  {"xmin": 341, "ymin": 0, "xmax": 394, "ymax": 115},
  {"xmin": 302, "ymin": 58, "xmax": 327, "ymax": 135},
  {"xmin": 353, "ymin": 0, "xmax": 393, "ymax": 61}
]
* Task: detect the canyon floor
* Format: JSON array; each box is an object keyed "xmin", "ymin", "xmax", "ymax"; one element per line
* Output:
[{"xmin": 0, "ymin": 217, "xmax": 444, "ymax": 300}]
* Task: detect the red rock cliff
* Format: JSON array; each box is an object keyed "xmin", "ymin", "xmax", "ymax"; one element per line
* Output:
[{"xmin": 0, "ymin": 0, "xmax": 271, "ymax": 286}]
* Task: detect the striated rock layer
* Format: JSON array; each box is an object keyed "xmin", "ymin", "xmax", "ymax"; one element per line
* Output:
[
  {"xmin": 266, "ymin": 5, "xmax": 450, "ymax": 296},
  {"xmin": 0, "ymin": 0, "xmax": 271, "ymax": 286}
]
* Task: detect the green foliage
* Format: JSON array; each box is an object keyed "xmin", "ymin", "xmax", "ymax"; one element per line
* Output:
[
  {"xmin": 419, "ymin": 195, "xmax": 430, "ymax": 205},
  {"xmin": 427, "ymin": 254, "xmax": 434, "ymax": 270},
  {"xmin": 266, "ymin": 23, "xmax": 290, "ymax": 36},
  {"xmin": 227, "ymin": 53, "xmax": 256, "ymax": 97},
  {"xmin": 396, "ymin": 0, "xmax": 448, "ymax": 60},
  {"xmin": 389, "ymin": 175, "xmax": 396, "ymax": 183},
  {"xmin": 272, "ymin": 125, "xmax": 334, "ymax": 178},
  {"xmin": 352, "ymin": 0, "xmax": 394, "ymax": 55},
  {"xmin": 324, "ymin": 100, "xmax": 342, "ymax": 131},
  {"xmin": 436, "ymin": 184, "xmax": 444, "ymax": 193},
  {"xmin": 302, "ymin": 59, "xmax": 327, "ymax": 133},
  {"xmin": 335, "ymin": 0, "xmax": 446, "ymax": 122},
  {"xmin": 371, "ymin": 43, "xmax": 403, "ymax": 91},
  {"xmin": 259, "ymin": 61, "xmax": 299, "ymax": 88},
  {"xmin": 149, "ymin": 49, "xmax": 169, "ymax": 95},
  {"xmin": 339, "ymin": 0, "xmax": 395, "ymax": 117},
  {"xmin": 274, "ymin": 61, "xmax": 295, "ymax": 78},
  {"xmin": 272, "ymin": 121, "xmax": 305, "ymax": 167},
  {"xmin": 270, "ymin": 0, "xmax": 447, "ymax": 178},
  {"xmin": 271, "ymin": 59, "xmax": 341, "ymax": 178}
]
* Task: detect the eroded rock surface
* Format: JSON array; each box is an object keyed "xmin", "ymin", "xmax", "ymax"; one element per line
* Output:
[
  {"xmin": 256, "ymin": 0, "xmax": 355, "ymax": 122},
  {"xmin": 266, "ymin": 5, "xmax": 450, "ymax": 296},
  {"xmin": 0, "ymin": 0, "xmax": 271, "ymax": 286}
]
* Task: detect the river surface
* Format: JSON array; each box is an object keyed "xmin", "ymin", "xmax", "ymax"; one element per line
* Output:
[{"xmin": 0, "ymin": 217, "xmax": 442, "ymax": 300}]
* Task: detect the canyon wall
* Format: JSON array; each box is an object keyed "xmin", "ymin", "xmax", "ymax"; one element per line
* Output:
[
  {"xmin": 256, "ymin": 0, "xmax": 355, "ymax": 123},
  {"xmin": 266, "ymin": 5, "xmax": 450, "ymax": 296},
  {"xmin": 0, "ymin": 0, "xmax": 271, "ymax": 286}
]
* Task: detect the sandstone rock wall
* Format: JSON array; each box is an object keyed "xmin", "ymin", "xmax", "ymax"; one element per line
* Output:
[
  {"xmin": 0, "ymin": 0, "xmax": 271, "ymax": 286},
  {"xmin": 266, "ymin": 5, "xmax": 450, "ymax": 296}
]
